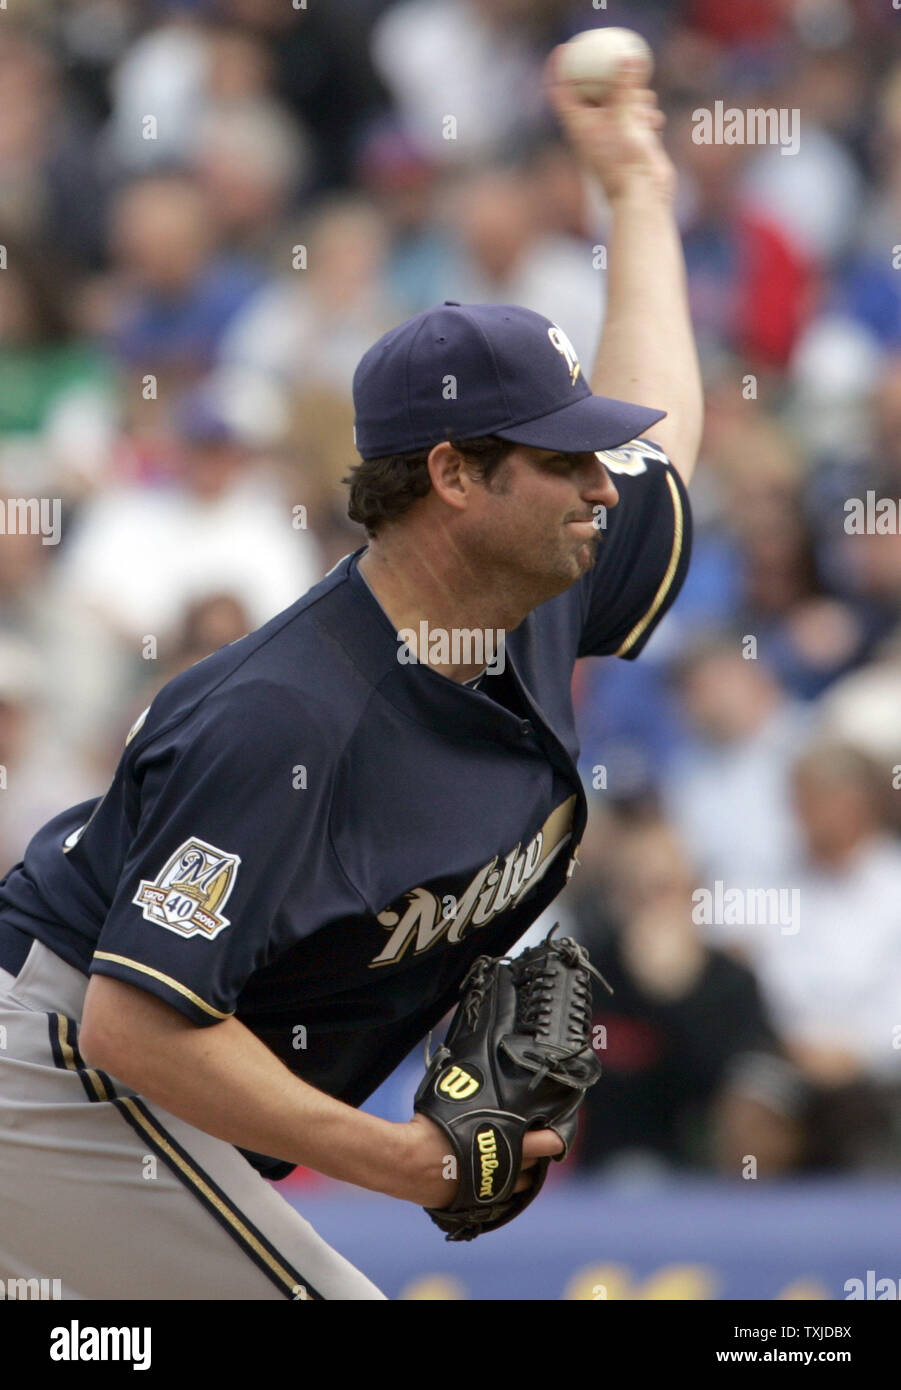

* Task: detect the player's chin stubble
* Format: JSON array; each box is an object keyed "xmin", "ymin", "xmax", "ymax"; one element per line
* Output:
[
  {"xmin": 471, "ymin": 509, "xmax": 600, "ymax": 613},
  {"xmin": 557, "ymin": 518, "xmax": 602, "ymax": 577},
  {"xmin": 519, "ymin": 521, "xmax": 600, "ymax": 601}
]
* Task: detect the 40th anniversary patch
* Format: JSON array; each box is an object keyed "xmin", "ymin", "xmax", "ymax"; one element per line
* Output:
[{"xmin": 132, "ymin": 838, "xmax": 241, "ymax": 940}]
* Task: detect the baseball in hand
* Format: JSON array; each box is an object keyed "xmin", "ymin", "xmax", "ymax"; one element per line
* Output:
[{"xmin": 557, "ymin": 28, "xmax": 653, "ymax": 104}]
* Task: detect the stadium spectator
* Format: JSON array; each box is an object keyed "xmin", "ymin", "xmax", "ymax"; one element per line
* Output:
[
  {"xmin": 370, "ymin": 0, "xmax": 549, "ymax": 165},
  {"xmin": 661, "ymin": 635, "xmax": 809, "ymax": 951},
  {"xmin": 444, "ymin": 167, "xmax": 603, "ymax": 370},
  {"xmin": 219, "ymin": 195, "xmax": 403, "ymax": 396},
  {"xmin": 753, "ymin": 744, "xmax": 901, "ymax": 1172},
  {"xmin": 192, "ymin": 29, "xmax": 312, "ymax": 256},
  {"xmin": 575, "ymin": 817, "xmax": 798, "ymax": 1177},
  {"xmin": 102, "ymin": 7, "xmax": 213, "ymax": 175},
  {"xmin": 818, "ymin": 640, "xmax": 901, "ymax": 835},
  {"xmin": 739, "ymin": 47, "xmax": 867, "ymax": 265},
  {"xmin": 0, "ymin": 27, "xmax": 107, "ymax": 266},
  {"xmin": 53, "ymin": 384, "xmax": 320, "ymax": 662},
  {"xmin": 0, "ymin": 636, "xmax": 96, "ymax": 873},
  {"xmin": 102, "ymin": 173, "xmax": 266, "ymax": 377},
  {"xmin": 355, "ymin": 123, "xmax": 452, "ymax": 316},
  {"xmin": 228, "ymin": 0, "xmax": 390, "ymax": 189},
  {"xmin": 668, "ymin": 102, "xmax": 816, "ymax": 368},
  {"xmin": 0, "ymin": 240, "xmax": 117, "ymax": 494}
]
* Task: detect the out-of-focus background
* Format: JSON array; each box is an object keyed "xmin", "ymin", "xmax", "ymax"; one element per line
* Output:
[{"xmin": 1, "ymin": 0, "xmax": 900, "ymax": 1298}]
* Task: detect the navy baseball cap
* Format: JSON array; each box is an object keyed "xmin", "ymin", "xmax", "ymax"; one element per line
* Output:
[{"xmin": 352, "ymin": 302, "xmax": 666, "ymax": 460}]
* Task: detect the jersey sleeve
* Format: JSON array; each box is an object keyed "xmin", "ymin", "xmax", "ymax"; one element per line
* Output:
[
  {"xmin": 90, "ymin": 681, "xmax": 322, "ymax": 1026},
  {"xmin": 576, "ymin": 439, "xmax": 692, "ymax": 660}
]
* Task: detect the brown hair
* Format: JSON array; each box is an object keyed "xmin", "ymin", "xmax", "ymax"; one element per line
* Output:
[{"xmin": 344, "ymin": 436, "xmax": 515, "ymax": 537}]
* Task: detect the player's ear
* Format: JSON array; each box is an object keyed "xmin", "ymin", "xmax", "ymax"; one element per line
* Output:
[{"xmin": 426, "ymin": 442, "xmax": 471, "ymax": 511}]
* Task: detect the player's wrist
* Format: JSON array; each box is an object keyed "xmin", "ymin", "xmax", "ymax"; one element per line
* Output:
[
  {"xmin": 601, "ymin": 163, "xmax": 676, "ymax": 209},
  {"xmin": 324, "ymin": 1112, "xmax": 425, "ymax": 1202},
  {"xmin": 393, "ymin": 1114, "xmax": 458, "ymax": 1209}
]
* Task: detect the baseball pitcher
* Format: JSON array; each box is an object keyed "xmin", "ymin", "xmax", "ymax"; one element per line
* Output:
[{"xmin": 0, "ymin": 59, "xmax": 702, "ymax": 1298}]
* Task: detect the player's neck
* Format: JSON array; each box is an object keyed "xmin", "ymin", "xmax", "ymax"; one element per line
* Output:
[{"xmin": 357, "ymin": 538, "xmax": 528, "ymax": 683}]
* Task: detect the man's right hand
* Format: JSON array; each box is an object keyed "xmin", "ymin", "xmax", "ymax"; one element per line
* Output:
[
  {"xmin": 400, "ymin": 1112, "xmax": 564, "ymax": 1210},
  {"xmin": 546, "ymin": 47, "xmax": 675, "ymax": 205}
]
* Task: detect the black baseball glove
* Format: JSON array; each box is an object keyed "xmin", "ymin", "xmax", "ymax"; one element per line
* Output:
[{"xmin": 413, "ymin": 924, "xmax": 611, "ymax": 1241}]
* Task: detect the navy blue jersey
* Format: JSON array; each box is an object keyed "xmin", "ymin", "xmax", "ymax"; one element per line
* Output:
[{"xmin": 0, "ymin": 441, "xmax": 690, "ymax": 1176}]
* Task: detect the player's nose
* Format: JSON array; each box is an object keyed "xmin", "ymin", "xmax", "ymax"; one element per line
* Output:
[{"xmin": 580, "ymin": 454, "xmax": 619, "ymax": 509}]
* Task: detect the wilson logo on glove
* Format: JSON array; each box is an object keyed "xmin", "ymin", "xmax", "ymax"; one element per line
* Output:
[
  {"xmin": 437, "ymin": 1064, "xmax": 483, "ymax": 1100},
  {"xmin": 474, "ymin": 1127, "xmax": 511, "ymax": 1201}
]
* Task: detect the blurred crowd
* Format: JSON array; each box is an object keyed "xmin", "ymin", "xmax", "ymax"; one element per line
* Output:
[{"xmin": 0, "ymin": 0, "xmax": 900, "ymax": 1181}]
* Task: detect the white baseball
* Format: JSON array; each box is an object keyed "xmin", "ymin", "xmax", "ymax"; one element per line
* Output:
[{"xmin": 557, "ymin": 28, "xmax": 653, "ymax": 104}]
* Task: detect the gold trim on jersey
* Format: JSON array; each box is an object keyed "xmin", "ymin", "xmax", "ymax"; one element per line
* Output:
[
  {"xmin": 115, "ymin": 1098, "xmax": 309, "ymax": 1299},
  {"xmin": 92, "ymin": 952, "xmax": 231, "ymax": 1020},
  {"xmin": 614, "ymin": 468, "xmax": 685, "ymax": 657}
]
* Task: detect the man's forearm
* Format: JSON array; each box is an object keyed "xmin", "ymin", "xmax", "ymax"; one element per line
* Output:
[
  {"xmin": 80, "ymin": 975, "xmax": 418, "ymax": 1201},
  {"xmin": 545, "ymin": 51, "xmax": 703, "ymax": 479},
  {"xmin": 592, "ymin": 181, "xmax": 703, "ymax": 480}
]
